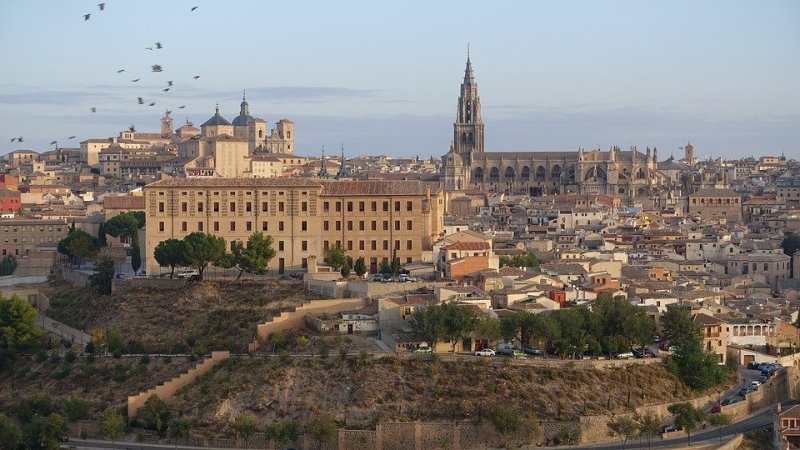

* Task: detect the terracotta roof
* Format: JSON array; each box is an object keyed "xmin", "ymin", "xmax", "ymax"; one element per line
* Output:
[
  {"xmin": 779, "ymin": 405, "xmax": 800, "ymax": 419},
  {"xmin": 103, "ymin": 195, "xmax": 146, "ymax": 210},
  {"xmin": 319, "ymin": 180, "xmax": 426, "ymax": 196},
  {"xmin": 689, "ymin": 188, "xmax": 740, "ymax": 198},
  {"xmin": 442, "ymin": 242, "xmax": 490, "ymax": 251},
  {"xmin": 146, "ymin": 177, "xmax": 323, "ymax": 189}
]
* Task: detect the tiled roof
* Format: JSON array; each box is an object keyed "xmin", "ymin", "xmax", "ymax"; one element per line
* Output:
[
  {"xmin": 689, "ymin": 188, "xmax": 740, "ymax": 198},
  {"xmin": 146, "ymin": 177, "xmax": 323, "ymax": 189},
  {"xmin": 103, "ymin": 196, "xmax": 146, "ymax": 210},
  {"xmin": 442, "ymin": 242, "xmax": 490, "ymax": 251},
  {"xmin": 319, "ymin": 180, "xmax": 425, "ymax": 196}
]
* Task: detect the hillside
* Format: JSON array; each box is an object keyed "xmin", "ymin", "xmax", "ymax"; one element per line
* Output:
[{"xmin": 42, "ymin": 280, "xmax": 307, "ymax": 353}]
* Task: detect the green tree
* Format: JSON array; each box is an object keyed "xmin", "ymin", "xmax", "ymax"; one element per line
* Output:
[
  {"xmin": 0, "ymin": 294, "xmax": 42, "ymax": 366},
  {"xmin": 499, "ymin": 251, "xmax": 539, "ymax": 269},
  {"xmin": 662, "ymin": 306, "xmax": 699, "ymax": 349},
  {"xmin": 57, "ymin": 229, "xmax": 100, "ymax": 264},
  {"xmin": 233, "ymin": 414, "xmax": 257, "ymax": 447},
  {"xmin": 305, "ymin": 413, "xmax": 336, "ymax": 449},
  {"xmin": 13, "ymin": 393, "xmax": 54, "ymax": 423},
  {"xmin": 409, "ymin": 302, "xmax": 445, "ymax": 350},
  {"xmin": 100, "ymin": 408, "xmax": 125, "ymax": 444},
  {"xmin": 353, "ymin": 256, "xmax": 367, "ymax": 277},
  {"xmin": 379, "ymin": 259, "xmax": 391, "ymax": 274},
  {"xmin": 97, "ymin": 222, "xmax": 108, "ymax": 247},
  {"xmin": 499, "ymin": 312, "xmax": 521, "ymax": 343},
  {"xmin": 89, "ymin": 258, "xmax": 115, "ymax": 295},
  {"xmin": 667, "ymin": 402, "xmax": 705, "ymax": 445},
  {"xmin": 64, "ymin": 396, "xmax": 88, "ymax": 422},
  {"xmin": 707, "ymin": 413, "xmax": 732, "ymax": 442},
  {"xmin": 637, "ymin": 411, "xmax": 661, "ymax": 450},
  {"xmin": 441, "ymin": 302, "xmax": 476, "ymax": 352},
  {"xmin": 0, "ymin": 414, "xmax": 22, "ymax": 450},
  {"xmin": 168, "ymin": 417, "xmax": 191, "ymax": 446},
  {"xmin": 266, "ymin": 420, "xmax": 300, "ymax": 445},
  {"xmin": 154, "ymin": 238, "xmax": 189, "ymax": 278},
  {"xmin": 340, "ymin": 264, "xmax": 350, "ymax": 278},
  {"xmin": 323, "ymin": 245, "xmax": 347, "ymax": 271},
  {"xmin": 0, "ymin": 255, "xmax": 18, "ymax": 276},
  {"xmin": 183, "ymin": 232, "xmax": 227, "ymax": 280},
  {"xmin": 607, "ymin": 415, "xmax": 638, "ymax": 450},
  {"xmin": 23, "ymin": 413, "xmax": 67, "ymax": 449},
  {"xmin": 475, "ymin": 316, "xmax": 501, "ymax": 342},
  {"xmin": 216, "ymin": 232, "xmax": 276, "ymax": 281},
  {"xmin": 138, "ymin": 394, "xmax": 169, "ymax": 434},
  {"xmin": 105, "ymin": 212, "xmax": 144, "ymax": 272},
  {"xmin": 106, "ymin": 325, "xmax": 124, "ymax": 357},
  {"xmin": 663, "ymin": 306, "xmax": 726, "ymax": 389}
]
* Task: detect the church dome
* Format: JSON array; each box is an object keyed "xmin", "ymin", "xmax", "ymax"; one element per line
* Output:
[
  {"xmin": 202, "ymin": 105, "xmax": 231, "ymax": 126},
  {"xmin": 231, "ymin": 91, "xmax": 254, "ymax": 126}
]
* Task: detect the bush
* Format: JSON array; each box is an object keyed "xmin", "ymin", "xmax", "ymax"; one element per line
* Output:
[
  {"xmin": 126, "ymin": 340, "xmax": 145, "ymax": 354},
  {"xmin": 35, "ymin": 350, "xmax": 48, "ymax": 363},
  {"xmin": 266, "ymin": 420, "xmax": 300, "ymax": 445},
  {"xmin": 64, "ymin": 350, "xmax": 77, "ymax": 363},
  {"xmin": 139, "ymin": 354, "xmax": 151, "ymax": 365},
  {"xmin": 64, "ymin": 396, "xmax": 88, "ymax": 422}
]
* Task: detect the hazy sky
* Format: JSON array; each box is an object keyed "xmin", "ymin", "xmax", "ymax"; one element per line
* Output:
[{"xmin": 1, "ymin": 0, "xmax": 798, "ymax": 160}]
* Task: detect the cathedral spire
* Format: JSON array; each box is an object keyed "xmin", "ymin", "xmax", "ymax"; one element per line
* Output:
[
  {"xmin": 317, "ymin": 145, "xmax": 329, "ymax": 178},
  {"xmin": 464, "ymin": 48, "xmax": 475, "ymax": 84},
  {"xmin": 335, "ymin": 142, "xmax": 348, "ymax": 179}
]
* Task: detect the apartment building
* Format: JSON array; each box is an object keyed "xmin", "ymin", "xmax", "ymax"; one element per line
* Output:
[{"xmin": 143, "ymin": 178, "xmax": 444, "ymax": 275}]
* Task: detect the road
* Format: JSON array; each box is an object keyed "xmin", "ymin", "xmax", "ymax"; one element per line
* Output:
[{"xmin": 63, "ymin": 401, "xmax": 792, "ymax": 450}]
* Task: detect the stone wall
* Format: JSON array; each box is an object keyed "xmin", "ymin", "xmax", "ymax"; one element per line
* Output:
[
  {"xmin": 305, "ymin": 279, "xmax": 349, "ymax": 298},
  {"xmin": 127, "ymin": 350, "xmax": 229, "ymax": 418},
  {"xmin": 59, "ymin": 266, "xmax": 92, "ymax": 287},
  {"xmin": 248, "ymin": 298, "xmax": 366, "ymax": 351}
]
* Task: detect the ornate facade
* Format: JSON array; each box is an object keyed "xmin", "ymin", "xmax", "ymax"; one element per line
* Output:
[{"xmin": 441, "ymin": 57, "xmax": 666, "ymax": 199}]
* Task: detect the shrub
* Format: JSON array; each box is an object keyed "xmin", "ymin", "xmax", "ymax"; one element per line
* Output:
[
  {"xmin": 64, "ymin": 350, "xmax": 77, "ymax": 363},
  {"xmin": 139, "ymin": 354, "xmax": 151, "ymax": 365},
  {"xmin": 35, "ymin": 350, "xmax": 48, "ymax": 363},
  {"xmin": 126, "ymin": 340, "xmax": 145, "ymax": 354},
  {"xmin": 64, "ymin": 396, "xmax": 88, "ymax": 422}
]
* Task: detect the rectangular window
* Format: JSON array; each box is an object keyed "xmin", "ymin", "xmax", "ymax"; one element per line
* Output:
[
  {"xmin": 230, "ymin": 202, "xmax": 236, "ymax": 212},
  {"xmin": 371, "ymin": 221, "xmax": 377, "ymax": 231},
  {"xmin": 181, "ymin": 202, "xmax": 188, "ymax": 212},
  {"xmin": 246, "ymin": 221, "xmax": 252, "ymax": 232},
  {"xmin": 230, "ymin": 221, "xmax": 236, "ymax": 231},
  {"xmin": 279, "ymin": 241, "xmax": 284, "ymax": 251},
  {"xmin": 395, "ymin": 240, "xmax": 400, "ymax": 250},
  {"xmin": 301, "ymin": 201, "xmax": 308, "ymax": 212},
  {"xmin": 262, "ymin": 202, "xmax": 268, "ymax": 212},
  {"xmin": 347, "ymin": 202, "xmax": 353, "ymax": 212},
  {"xmin": 359, "ymin": 201, "xmax": 365, "ymax": 212},
  {"xmin": 158, "ymin": 202, "xmax": 165, "ymax": 212},
  {"xmin": 158, "ymin": 221, "xmax": 165, "ymax": 231},
  {"xmin": 246, "ymin": 202, "xmax": 252, "ymax": 212},
  {"xmin": 347, "ymin": 241, "xmax": 353, "ymax": 251},
  {"xmin": 323, "ymin": 241, "xmax": 329, "ymax": 250},
  {"xmin": 323, "ymin": 201, "xmax": 330, "ymax": 212},
  {"xmin": 407, "ymin": 220, "xmax": 413, "ymax": 231},
  {"xmin": 371, "ymin": 240, "xmax": 377, "ymax": 251},
  {"xmin": 347, "ymin": 221, "xmax": 353, "ymax": 231},
  {"xmin": 181, "ymin": 222, "xmax": 187, "ymax": 232},
  {"xmin": 383, "ymin": 201, "xmax": 389, "ymax": 212},
  {"xmin": 371, "ymin": 201, "xmax": 377, "ymax": 212},
  {"xmin": 324, "ymin": 221, "xmax": 329, "ymax": 231},
  {"xmin": 359, "ymin": 240, "xmax": 365, "ymax": 251},
  {"xmin": 302, "ymin": 258, "xmax": 308, "ymax": 269},
  {"xmin": 383, "ymin": 221, "xmax": 389, "ymax": 231},
  {"xmin": 262, "ymin": 221, "xmax": 268, "ymax": 231},
  {"xmin": 407, "ymin": 201, "xmax": 413, "ymax": 211},
  {"xmin": 198, "ymin": 202, "xmax": 204, "ymax": 212},
  {"xmin": 198, "ymin": 222, "xmax": 203, "ymax": 231},
  {"xmin": 278, "ymin": 202, "xmax": 285, "ymax": 212},
  {"xmin": 395, "ymin": 201, "xmax": 400, "ymax": 212},
  {"xmin": 279, "ymin": 221, "xmax": 285, "ymax": 231},
  {"xmin": 359, "ymin": 221, "xmax": 365, "ymax": 231},
  {"xmin": 213, "ymin": 222, "xmax": 219, "ymax": 232},
  {"xmin": 213, "ymin": 202, "xmax": 220, "ymax": 212},
  {"xmin": 301, "ymin": 240, "xmax": 307, "ymax": 251},
  {"xmin": 336, "ymin": 202, "xmax": 342, "ymax": 212},
  {"xmin": 383, "ymin": 240, "xmax": 389, "ymax": 251},
  {"xmin": 336, "ymin": 221, "xmax": 341, "ymax": 231},
  {"xmin": 395, "ymin": 220, "xmax": 400, "ymax": 231},
  {"xmin": 301, "ymin": 221, "xmax": 307, "ymax": 231},
  {"xmin": 407, "ymin": 240, "xmax": 412, "ymax": 250}
]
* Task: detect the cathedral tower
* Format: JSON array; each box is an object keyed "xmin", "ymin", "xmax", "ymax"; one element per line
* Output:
[
  {"xmin": 453, "ymin": 52, "xmax": 484, "ymax": 165},
  {"xmin": 160, "ymin": 110, "xmax": 173, "ymax": 137}
]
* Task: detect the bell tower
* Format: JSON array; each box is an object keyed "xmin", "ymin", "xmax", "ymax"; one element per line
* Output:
[
  {"xmin": 453, "ymin": 49, "xmax": 484, "ymax": 165},
  {"xmin": 160, "ymin": 110, "xmax": 173, "ymax": 137}
]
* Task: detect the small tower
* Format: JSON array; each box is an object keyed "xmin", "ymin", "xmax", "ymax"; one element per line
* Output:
[
  {"xmin": 317, "ymin": 146, "xmax": 329, "ymax": 178},
  {"xmin": 453, "ymin": 49, "xmax": 484, "ymax": 164},
  {"xmin": 335, "ymin": 143, "xmax": 349, "ymax": 179},
  {"xmin": 160, "ymin": 110, "xmax": 173, "ymax": 137},
  {"xmin": 684, "ymin": 142, "xmax": 694, "ymax": 163}
]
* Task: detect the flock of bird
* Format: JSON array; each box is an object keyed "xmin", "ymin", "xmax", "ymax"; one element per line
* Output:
[{"xmin": 10, "ymin": 2, "xmax": 202, "ymax": 147}]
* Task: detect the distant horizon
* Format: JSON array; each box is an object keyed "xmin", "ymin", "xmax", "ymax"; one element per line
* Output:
[{"xmin": 1, "ymin": 1, "xmax": 798, "ymax": 160}]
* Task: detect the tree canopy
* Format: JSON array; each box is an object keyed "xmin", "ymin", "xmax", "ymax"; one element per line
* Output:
[
  {"xmin": 410, "ymin": 302, "xmax": 477, "ymax": 351},
  {"xmin": 663, "ymin": 305, "xmax": 728, "ymax": 389},
  {"xmin": 57, "ymin": 229, "xmax": 100, "ymax": 263},
  {"xmin": 0, "ymin": 294, "xmax": 42, "ymax": 365},
  {"xmin": 89, "ymin": 258, "xmax": 115, "ymax": 295},
  {"xmin": 667, "ymin": 402, "xmax": 705, "ymax": 445},
  {"xmin": 153, "ymin": 238, "xmax": 189, "ymax": 278},
  {"xmin": 216, "ymin": 232, "xmax": 276, "ymax": 281},
  {"xmin": 323, "ymin": 245, "xmax": 347, "ymax": 271},
  {"xmin": 353, "ymin": 256, "xmax": 367, "ymax": 277},
  {"xmin": 182, "ymin": 232, "xmax": 227, "ymax": 280},
  {"xmin": 499, "ymin": 251, "xmax": 539, "ymax": 268}
]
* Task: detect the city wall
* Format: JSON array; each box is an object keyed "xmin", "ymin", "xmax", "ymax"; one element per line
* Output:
[
  {"xmin": 58, "ymin": 266, "xmax": 92, "ymax": 287},
  {"xmin": 126, "ymin": 350, "xmax": 230, "ymax": 418},
  {"xmin": 248, "ymin": 298, "xmax": 366, "ymax": 352}
]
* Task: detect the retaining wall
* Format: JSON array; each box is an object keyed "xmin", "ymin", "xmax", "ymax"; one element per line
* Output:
[
  {"xmin": 248, "ymin": 298, "xmax": 366, "ymax": 352},
  {"xmin": 127, "ymin": 350, "xmax": 230, "ymax": 418}
]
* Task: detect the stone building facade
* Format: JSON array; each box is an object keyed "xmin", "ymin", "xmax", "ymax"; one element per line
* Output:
[
  {"xmin": 143, "ymin": 178, "xmax": 444, "ymax": 275},
  {"xmin": 688, "ymin": 188, "xmax": 743, "ymax": 222}
]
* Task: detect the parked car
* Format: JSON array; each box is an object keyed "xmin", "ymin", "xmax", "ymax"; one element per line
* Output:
[
  {"xmin": 371, "ymin": 273, "xmax": 383, "ymax": 282},
  {"xmin": 616, "ymin": 352, "xmax": 634, "ymax": 359},
  {"xmin": 658, "ymin": 340, "xmax": 672, "ymax": 351},
  {"xmin": 115, "ymin": 273, "xmax": 126, "ymax": 279},
  {"xmin": 177, "ymin": 270, "xmax": 199, "ymax": 278},
  {"xmin": 382, "ymin": 274, "xmax": 394, "ymax": 282},
  {"xmin": 412, "ymin": 346, "xmax": 432, "ymax": 354},
  {"xmin": 475, "ymin": 348, "xmax": 495, "ymax": 357},
  {"xmin": 653, "ymin": 335, "xmax": 661, "ymax": 343},
  {"xmin": 510, "ymin": 350, "xmax": 526, "ymax": 358},
  {"xmin": 497, "ymin": 343, "xmax": 516, "ymax": 356},
  {"xmin": 750, "ymin": 381, "xmax": 761, "ymax": 390},
  {"xmin": 721, "ymin": 397, "xmax": 737, "ymax": 406},
  {"xmin": 661, "ymin": 424, "xmax": 681, "ymax": 433},
  {"xmin": 758, "ymin": 374, "xmax": 768, "ymax": 383},
  {"xmin": 739, "ymin": 386, "xmax": 753, "ymax": 396},
  {"xmin": 398, "ymin": 274, "xmax": 417, "ymax": 282},
  {"xmin": 710, "ymin": 402, "xmax": 721, "ymax": 414},
  {"xmin": 747, "ymin": 362, "xmax": 760, "ymax": 370},
  {"xmin": 523, "ymin": 346, "xmax": 543, "ymax": 356}
]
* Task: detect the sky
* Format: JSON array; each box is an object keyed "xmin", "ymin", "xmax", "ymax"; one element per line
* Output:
[{"xmin": 0, "ymin": 0, "xmax": 798, "ymax": 160}]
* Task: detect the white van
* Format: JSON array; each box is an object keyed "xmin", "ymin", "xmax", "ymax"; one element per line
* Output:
[{"xmin": 177, "ymin": 270, "xmax": 199, "ymax": 278}]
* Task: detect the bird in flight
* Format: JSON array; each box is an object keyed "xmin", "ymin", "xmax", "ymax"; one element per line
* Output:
[
  {"xmin": 178, "ymin": 105, "xmax": 186, "ymax": 109},
  {"xmin": 167, "ymin": 80, "xmax": 173, "ymax": 86},
  {"xmin": 145, "ymin": 47, "xmax": 154, "ymax": 51},
  {"xmin": 68, "ymin": 136, "xmax": 76, "ymax": 139},
  {"xmin": 155, "ymin": 42, "xmax": 163, "ymax": 49},
  {"xmin": 163, "ymin": 88, "xmax": 170, "ymax": 92},
  {"xmin": 116, "ymin": 69, "xmax": 125, "ymax": 73},
  {"xmin": 131, "ymin": 78, "xmax": 140, "ymax": 82},
  {"xmin": 166, "ymin": 110, "xmax": 172, "ymax": 115},
  {"xmin": 90, "ymin": 107, "xmax": 97, "ymax": 113},
  {"xmin": 191, "ymin": 6, "xmax": 198, "ymax": 11},
  {"xmin": 137, "ymin": 97, "xmax": 144, "ymax": 105},
  {"xmin": 148, "ymin": 102, "xmax": 156, "ymax": 106},
  {"xmin": 98, "ymin": 3, "xmax": 105, "ymax": 11},
  {"xmin": 84, "ymin": 14, "xmax": 91, "ymax": 21},
  {"xmin": 152, "ymin": 65, "xmax": 163, "ymax": 72},
  {"xmin": 193, "ymin": 75, "xmax": 200, "ymax": 80},
  {"xmin": 50, "ymin": 141, "xmax": 57, "ymax": 146}
]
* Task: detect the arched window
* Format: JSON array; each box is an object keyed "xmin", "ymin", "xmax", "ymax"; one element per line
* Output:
[
  {"xmin": 521, "ymin": 166, "xmax": 530, "ymax": 179},
  {"xmin": 636, "ymin": 168, "xmax": 645, "ymax": 179},
  {"xmin": 287, "ymin": 131, "xmax": 291, "ymax": 139},
  {"xmin": 584, "ymin": 167, "xmax": 595, "ymax": 181},
  {"xmin": 596, "ymin": 167, "xmax": 607, "ymax": 181},
  {"xmin": 489, "ymin": 167, "xmax": 500, "ymax": 181},
  {"xmin": 258, "ymin": 130, "xmax": 263, "ymax": 138},
  {"xmin": 504, "ymin": 167, "xmax": 515, "ymax": 179},
  {"xmin": 551, "ymin": 164, "xmax": 561, "ymax": 178},
  {"xmin": 535, "ymin": 165, "xmax": 546, "ymax": 178},
  {"xmin": 473, "ymin": 167, "xmax": 484, "ymax": 180}
]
